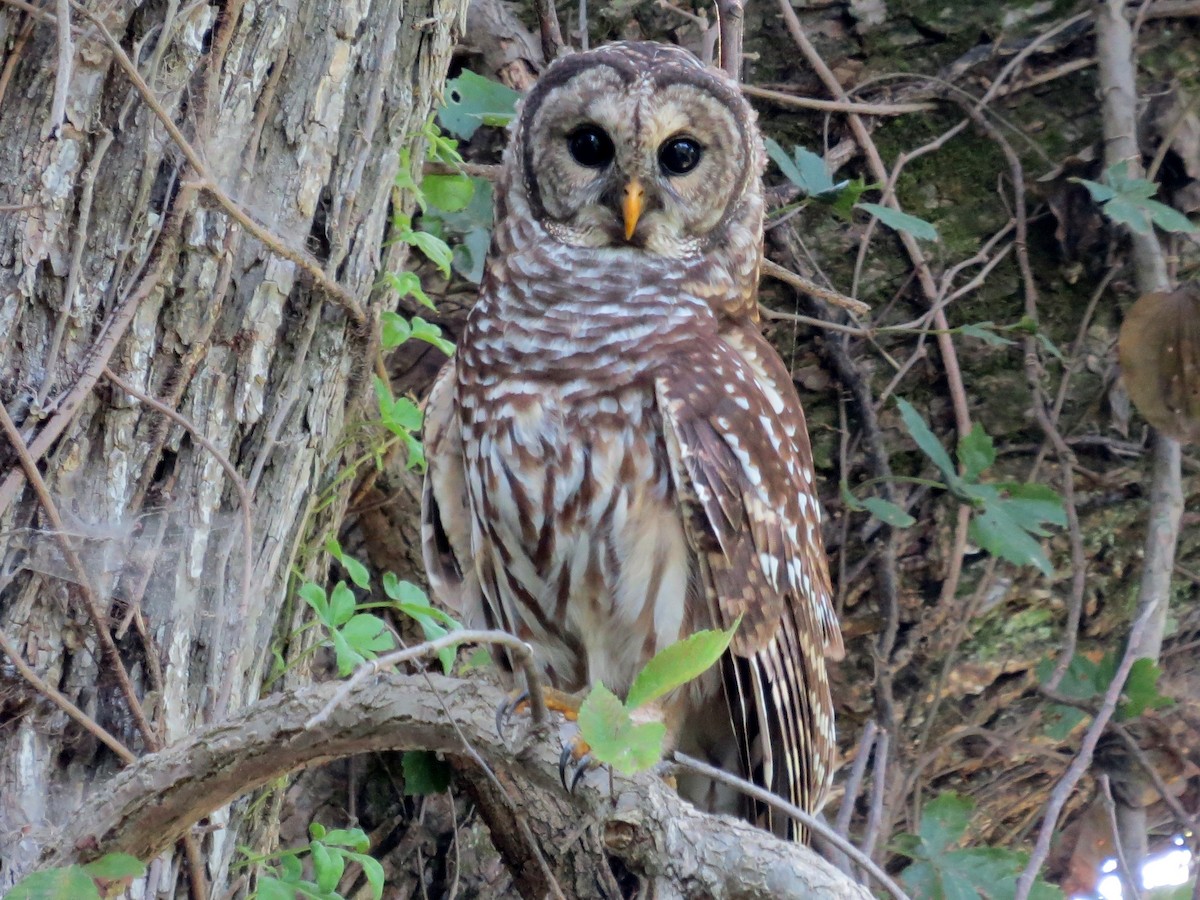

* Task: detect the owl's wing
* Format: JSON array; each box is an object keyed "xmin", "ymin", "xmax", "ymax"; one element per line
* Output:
[
  {"xmin": 420, "ymin": 361, "xmax": 482, "ymax": 620},
  {"xmin": 719, "ymin": 323, "xmax": 843, "ymax": 659},
  {"xmin": 654, "ymin": 337, "xmax": 838, "ymax": 828}
]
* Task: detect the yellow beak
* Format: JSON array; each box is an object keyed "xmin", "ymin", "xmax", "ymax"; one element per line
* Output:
[{"xmin": 623, "ymin": 179, "xmax": 645, "ymax": 240}]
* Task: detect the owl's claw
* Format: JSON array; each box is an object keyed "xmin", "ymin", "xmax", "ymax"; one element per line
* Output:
[
  {"xmin": 495, "ymin": 690, "xmax": 529, "ymax": 743},
  {"xmin": 558, "ymin": 733, "xmax": 595, "ymax": 793}
]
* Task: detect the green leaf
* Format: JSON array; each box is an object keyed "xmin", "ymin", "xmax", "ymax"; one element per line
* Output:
[
  {"xmin": 1075, "ymin": 177, "xmax": 1116, "ymax": 203},
  {"xmin": 416, "ymin": 176, "xmax": 494, "ymax": 283},
  {"xmin": 81, "ymin": 853, "xmax": 145, "ymax": 880},
  {"xmin": 992, "ymin": 482, "xmax": 1067, "ymax": 532},
  {"xmin": 374, "ymin": 378, "xmax": 423, "ymax": 435},
  {"xmin": 402, "ymin": 749, "xmax": 453, "ymax": 795},
  {"xmin": 764, "ymin": 139, "xmax": 837, "ymax": 196},
  {"xmin": 830, "ymin": 177, "xmax": 869, "ymax": 218},
  {"xmin": 1074, "ymin": 163, "xmax": 1197, "ymax": 236},
  {"xmin": 328, "ymin": 582, "xmax": 357, "ymax": 627},
  {"xmin": 410, "ymin": 316, "xmax": 455, "ymax": 357},
  {"xmin": 1120, "ymin": 657, "xmax": 1173, "ymax": 719},
  {"xmin": 957, "ymin": 423, "xmax": 996, "ymax": 482},
  {"xmin": 257, "ymin": 876, "xmax": 300, "ymax": 900},
  {"xmin": 958, "ymin": 322, "xmax": 1016, "ymax": 348},
  {"xmin": 6, "ymin": 866, "xmax": 101, "ymax": 900},
  {"xmin": 341, "ymin": 614, "xmax": 394, "ymax": 656},
  {"xmin": 406, "ymin": 229, "xmax": 454, "ymax": 277},
  {"xmin": 382, "ymin": 575, "xmax": 460, "ymax": 672},
  {"xmin": 578, "ymin": 683, "xmax": 667, "ymax": 775},
  {"xmin": 625, "ymin": 620, "xmax": 739, "ymax": 710},
  {"xmin": 343, "ymin": 851, "xmax": 385, "ymax": 900},
  {"xmin": 319, "ymin": 828, "xmax": 370, "ymax": 851},
  {"xmin": 387, "ymin": 271, "xmax": 435, "ymax": 311},
  {"xmin": 461, "ymin": 647, "xmax": 493, "ymax": 672},
  {"xmin": 840, "ymin": 479, "xmax": 866, "ymax": 511},
  {"xmin": 380, "ymin": 310, "xmax": 413, "ymax": 348},
  {"xmin": 894, "ymin": 793, "xmax": 1068, "ymax": 900},
  {"xmin": 311, "ymin": 842, "xmax": 344, "ymax": 894},
  {"xmin": 968, "ymin": 488, "xmax": 1055, "ymax": 575},
  {"xmin": 896, "ymin": 398, "xmax": 958, "ymax": 484},
  {"xmin": 1144, "ymin": 198, "xmax": 1197, "ymax": 233},
  {"xmin": 330, "ymin": 628, "xmax": 365, "ymax": 677},
  {"xmin": 325, "ymin": 537, "xmax": 370, "ymax": 589},
  {"xmin": 278, "ymin": 851, "xmax": 304, "ymax": 880},
  {"xmin": 299, "ymin": 582, "xmax": 330, "ymax": 622},
  {"xmin": 858, "ymin": 201, "xmax": 938, "ymax": 241},
  {"xmin": 439, "ymin": 70, "xmax": 520, "ymax": 139},
  {"xmin": 382, "ymin": 572, "xmax": 428, "ymax": 605},
  {"xmin": 861, "ymin": 496, "xmax": 916, "ymax": 527},
  {"xmin": 916, "ymin": 791, "xmax": 973, "ymax": 855},
  {"xmin": 422, "ymin": 173, "xmax": 475, "ymax": 213},
  {"xmin": 1036, "ymin": 652, "xmax": 1095, "ymax": 698}
]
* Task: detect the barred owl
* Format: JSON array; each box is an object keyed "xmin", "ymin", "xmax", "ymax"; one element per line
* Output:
[{"xmin": 421, "ymin": 41, "xmax": 843, "ymax": 833}]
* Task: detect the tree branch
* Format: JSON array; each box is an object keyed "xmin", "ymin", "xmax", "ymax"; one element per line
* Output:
[{"xmin": 45, "ymin": 673, "xmax": 871, "ymax": 899}]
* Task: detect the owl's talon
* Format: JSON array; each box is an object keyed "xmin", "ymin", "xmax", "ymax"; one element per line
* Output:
[
  {"xmin": 559, "ymin": 733, "xmax": 594, "ymax": 792},
  {"xmin": 495, "ymin": 690, "xmax": 529, "ymax": 742},
  {"xmin": 570, "ymin": 753, "xmax": 593, "ymax": 793}
]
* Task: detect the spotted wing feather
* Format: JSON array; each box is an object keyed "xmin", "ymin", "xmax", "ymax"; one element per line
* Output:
[{"xmin": 655, "ymin": 339, "xmax": 836, "ymax": 828}]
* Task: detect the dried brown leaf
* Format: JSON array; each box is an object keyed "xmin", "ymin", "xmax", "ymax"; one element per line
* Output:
[{"xmin": 1117, "ymin": 285, "xmax": 1200, "ymax": 443}]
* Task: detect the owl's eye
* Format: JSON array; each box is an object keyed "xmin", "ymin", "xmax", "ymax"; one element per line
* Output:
[
  {"xmin": 567, "ymin": 126, "xmax": 615, "ymax": 168},
  {"xmin": 659, "ymin": 137, "xmax": 703, "ymax": 175}
]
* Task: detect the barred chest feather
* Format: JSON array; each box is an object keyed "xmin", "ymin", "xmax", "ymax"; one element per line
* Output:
[{"xmin": 455, "ymin": 265, "xmax": 718, "ymax": 699}]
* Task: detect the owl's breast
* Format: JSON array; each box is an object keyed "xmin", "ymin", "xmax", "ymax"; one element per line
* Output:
[{"xmin": 457, "ymin": 372, "xmax": 704, "ymax": 697}]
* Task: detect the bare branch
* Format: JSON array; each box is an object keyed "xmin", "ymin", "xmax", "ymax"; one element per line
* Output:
[
  {"xmin": 715, "ymin": 0, "xmax": 744, "ymax": 79},
  {"xmin": 742, "ymin": 85, "xmax": 934, "ymax": 115},
  {"xmin": 46, "ymin": 674, "xmax": 870, "ymax": 900},
  {"xmin": 672, "ymin": 751, "xmax": 907, "ymax": 900},
  {"xmin": 530, "ymin": 0, "xmax": 566, "ymax": 63},
  {"xmin": 760, "ymin": 259, "xmax": 871, "ymax": 316}
]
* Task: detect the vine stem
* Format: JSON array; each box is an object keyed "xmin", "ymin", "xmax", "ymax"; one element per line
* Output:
[{"xmin": 307, "ymin": 629, "xmax": 547, "ymax": 729}]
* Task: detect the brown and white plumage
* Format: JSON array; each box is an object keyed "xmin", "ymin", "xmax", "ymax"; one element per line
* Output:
[{"xmin": 421, "ymin": 41, "xmax": 842, "ymax": 833}]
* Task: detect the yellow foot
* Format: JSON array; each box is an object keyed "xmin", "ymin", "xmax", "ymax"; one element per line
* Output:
[{"xmin": 495, "ymin": 687, "xmax": 585, "ymax": 739}]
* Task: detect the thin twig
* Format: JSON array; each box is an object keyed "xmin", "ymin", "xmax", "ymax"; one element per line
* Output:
[
  {"xmin": 1090, "ymin": 3, "xmax": 1182, "ymax": 888},
  {"xmin": 715, "ymin": 0, "xmax": 744, "ymax": 79},
  {"xmin": 1014, "ymin": 602, "xmax": 1157, "ymax": 898},
  {"xmin": 742, "ymin": 84, "xmax": 934, "ymax": 115},
  {"xmin": 834, "ymin": 720, "xmax": 878, "ymax": 840},
  {"xmin": 761, "ymin": 259, "xmax": 871, "ymax": 316},
  {"xmin": 672, "ymin": 751, "xmax": 911, "ymax": 900},
  {"xmin": 860, "ymin": 729, "xmax": 890, "ymax": 863},
  {"xmin": 0, "ymin": 401, "xmax": 158, "ymax": 747},
  {"xmin": 0, "ymin": 628, "xmax": 136, "ymax": 763},
  {"xmin": 46, "ymin": 0, "xmax": 72, "ymax": 136},
  {"xmin": 1109, "ymin": 720, "xmax": 1200, "ymax": 833},
  {"xmin": 1099, "ymin": 775, "xmax": 1144, "ymax": 900},
  {"xmin": 530, "ymin": 0, "xmax": 565, "ymax": 62},
  {"xmin": 307, "ymin": 630, "xmax": 547, "ymax": 729}
]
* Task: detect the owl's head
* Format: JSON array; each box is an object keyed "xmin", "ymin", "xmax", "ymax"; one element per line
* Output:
[{"xmin": 506, "ymin": 42, "xmax": 764, "ymax": 258}]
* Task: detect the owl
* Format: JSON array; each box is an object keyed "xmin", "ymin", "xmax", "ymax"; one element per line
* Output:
[{"xmin": 421, "ymin": 41, "xmax": 843, "ymax": 835}]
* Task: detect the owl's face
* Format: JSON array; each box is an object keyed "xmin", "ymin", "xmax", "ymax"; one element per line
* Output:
[{"xmin": 511, "ymin": 43, "xmax": 762, "ymax": 258}]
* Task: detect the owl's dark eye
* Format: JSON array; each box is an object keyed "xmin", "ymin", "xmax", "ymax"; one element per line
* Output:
[
  {"xmin": 567, "ymin": 125, "xmax": 615, "ymax": 168},
  {"xmin": 659, "ymin": 137, "xmax": 703, "ymax": 175}
]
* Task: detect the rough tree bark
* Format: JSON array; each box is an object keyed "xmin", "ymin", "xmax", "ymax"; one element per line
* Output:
[{"xmin": 0, "ymin": 0, "xmax": 466, "ymax": 893}]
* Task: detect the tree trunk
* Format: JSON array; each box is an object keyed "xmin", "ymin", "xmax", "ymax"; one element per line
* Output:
[{"xmin": 0, "ymin": 0, "xmax": 465, "ymax": 893}]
